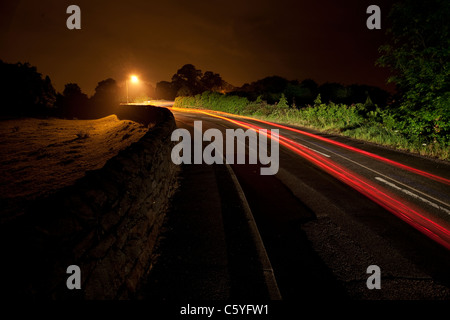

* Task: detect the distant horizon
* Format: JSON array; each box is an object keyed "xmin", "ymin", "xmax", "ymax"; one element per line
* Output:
[
  {"xmin": 0, "ymin": 58, "xmax": 396, "ymax": 99},
  {"xmin": 0, "ymin": 0, "xmax": 396, "ymax": 96}
]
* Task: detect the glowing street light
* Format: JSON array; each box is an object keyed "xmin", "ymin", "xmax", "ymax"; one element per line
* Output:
[{"xmin": 126, "ymin": 75, "xmax": 139, "ymax": 104}]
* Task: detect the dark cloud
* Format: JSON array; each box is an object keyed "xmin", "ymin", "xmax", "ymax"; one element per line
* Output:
[{"xmin": 0, "ymin": 0, "xmax": 395, "ymax": 95}]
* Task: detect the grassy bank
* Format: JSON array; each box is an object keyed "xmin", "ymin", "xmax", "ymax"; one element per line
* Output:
[
  {"xmin": 0, "ymin": 115, "xmax": 148, "ymax": 201},
  {"xmin": 174, "ymin": 91, "xmax": 450, "ymax": 161}
]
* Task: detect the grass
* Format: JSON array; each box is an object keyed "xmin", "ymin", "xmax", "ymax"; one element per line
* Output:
[{"xmin": 0, "ymin": 115, "xmax": 148, "ymax": 201}]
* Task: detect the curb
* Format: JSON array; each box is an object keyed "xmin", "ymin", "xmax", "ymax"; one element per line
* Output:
[{"xmin": 224, "ymin": 163, "xmax": 282, "ymax": 300}]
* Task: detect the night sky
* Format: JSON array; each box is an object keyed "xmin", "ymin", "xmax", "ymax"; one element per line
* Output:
[{"xmin": 0, "ymin": 0, "xmax": 395, "ymax": 96}]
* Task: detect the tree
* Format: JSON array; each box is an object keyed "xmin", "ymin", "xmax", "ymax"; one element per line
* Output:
[
  {"xmin": 155, "ymin": 81, "xmax": 176, "ymax": 100},
  {"xmin": 376, "ymin": 0, "xmax": 450, "ymax": 142},
  {"xmin": 201, "ymin": 71, "xmax": 223, "ymax": 92},
  {"xmin": 318, "ymin": 82, "xmax": 348, "ymax": 104},
  {"xmin": 90, "ymin": 78, "xmax": 119, "ymax": 118},
  {"xmin": 288, "ymin": 79, "xmax": 319, "ymax": 106},
  {"xmin": 377, "ymin": 0, "xmax": 450, "ymax": 109},
  {"xmin": 60, "ymin": 83, "xmax": 89, "ymax": 118},
  {"xmin": 0, "ymin": 60, "xmax": 56, "ymax": 116},
  {"xmin": 171, "ymin": 64, "xmax": 203, "ymax": 96},
  {"xmin": 176, "ymin": 85, "xmax": 193, "ymax": 97},
  {"xmin": 41, "ymin": 76, "xmax": 57, "ymax": 111},
  {"xmin": 277, "ymin": 93, "xmax": 289, "ymax": 109},
  {"xmin": 232, "ymin": 76, "xmax": 289, "ymax": 103},
  {"xmin": 158, "ymin": 64, "xmax": 233, "ymax": 98}
]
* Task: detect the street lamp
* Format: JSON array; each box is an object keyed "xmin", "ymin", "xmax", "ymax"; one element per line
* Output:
[{"xmin": 126, "ymin": 75, "xmax": 139, "ymax": 104}]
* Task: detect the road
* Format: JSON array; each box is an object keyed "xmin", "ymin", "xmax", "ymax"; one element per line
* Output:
[{"xmin": 169, "ymin": 106, "xmax": 450, "ymax": 300}]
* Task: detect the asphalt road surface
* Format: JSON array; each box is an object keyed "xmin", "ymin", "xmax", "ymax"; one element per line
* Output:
[{"xmin": 169, "ymin": 107, "xmax": 450, "ymax": 300}]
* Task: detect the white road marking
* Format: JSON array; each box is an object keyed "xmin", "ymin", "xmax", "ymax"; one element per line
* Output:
[
  {"xmin": 375, "ymin": 177, "xmax": 450, "ymax": 216},
  {"xmin": 282, "ymin": 132, "xmax": 331, "ymax": 157},
  {"xmin": 303, "ymin": 146, "xmax": 331, "ymax": 158},
  {"xmin": 286, "ymin": 131, "xmax": 450, "ymax": 211}
]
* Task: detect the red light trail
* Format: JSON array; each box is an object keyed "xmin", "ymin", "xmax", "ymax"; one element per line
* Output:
[{"xmin": 170, "ymin": 107, "xmax": 450, "ymax": 250}]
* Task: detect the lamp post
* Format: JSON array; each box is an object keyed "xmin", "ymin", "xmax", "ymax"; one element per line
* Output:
[{"xmin": 126, "ymin": 75, "xmax": 139, "ymax": 104}]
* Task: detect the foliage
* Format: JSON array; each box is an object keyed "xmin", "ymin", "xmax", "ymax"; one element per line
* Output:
[
  {"xmin": 174, "ymin": 91, "xmax": 449, "ymax": 160},
  {"xmin": 90, "ymin": 78, "xmax": 120, "ymax": 118},
  {"xmin": 155, "ymin": 81, "xmax": 176, "ymax": 100},
  {"xmin": 231, "ymin": 76, "xmax": 389, "ymax": 107},
  {"xmin": 277, "ymin": 93, "xmax": 289, "ymax": 109},
  {"xmin": 156, "ymin": 64, "xmax": 231, "ymax": 100},
  {"xmin": 376, "ymin": 0, "xmax": 450, "ymax": 145},
  {"xmin": 59, "ymin": 83, "xmax": 90, "ymax": 118},
  {"xmin": 0, "ymin": 60, "xmax": 56, "ymax": 116}
]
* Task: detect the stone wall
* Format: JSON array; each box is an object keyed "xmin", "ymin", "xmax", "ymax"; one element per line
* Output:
[{"xmin": 0, "ymin": 106, "xmax": 179, "ymax": 299}]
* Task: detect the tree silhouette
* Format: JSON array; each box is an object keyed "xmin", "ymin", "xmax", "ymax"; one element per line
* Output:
[
  {"xmin": 201, "ymin": 71, "xmax": 223, "ymax": 92},
  {"xmin": 231, "ymin": 76, "xmax": 289, "ymax": 103},
  {"xmin": 285, "ymin": 79, "xmax": 319, "ymax": 106},
  {"xmin": 155, "ymin": 81, "xmax": 176, "ymax": 100},
  {"xmin": 171, "ymin": 64, "xmax": 203, "ymax": 96},
  {"xmin": 60, "ymin": 83, "xmax": 90, "ymax": 118},
  {"xmin": 0, "ymin": 60, "xmax": 56, "ymax": 117},
  {"xmin": 156, "ymin": 64, "xmax": 230, "ymax": 99},
  {"xmin": 90, "ymin": 78, "xmax": 120, "ymax": 118},
  {"xmin": 318, "ymin": 82, "xmax": 348, "ymax": 104}
]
